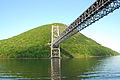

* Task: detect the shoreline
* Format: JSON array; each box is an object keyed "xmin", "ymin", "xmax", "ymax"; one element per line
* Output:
[{"xmin": 0, "ymin": 55, "xmax": 119, "ymax": 59}]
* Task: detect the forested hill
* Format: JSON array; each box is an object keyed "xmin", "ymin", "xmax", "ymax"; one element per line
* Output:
[{"xmin": 0, "ymin": 23, "xmax": 119, "ymax": 58}]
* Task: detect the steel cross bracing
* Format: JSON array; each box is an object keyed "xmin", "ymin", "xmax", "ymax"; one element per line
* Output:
[
  {"xmin": 52, "ymin": 0, "xmax": 120, "ymax": 47},
  {"xmin": 51, "ymin": 25, "xmax": 60, "ymax": 58}
]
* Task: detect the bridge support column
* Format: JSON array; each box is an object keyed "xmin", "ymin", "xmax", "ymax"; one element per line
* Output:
[{"xmin": 51, "ymin": 25, "xmax": 60, "ymax": 58}]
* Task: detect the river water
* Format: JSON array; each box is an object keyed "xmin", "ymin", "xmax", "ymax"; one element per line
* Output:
[{"xmin": 0, "ymin": 56, "xmax": 120, "ymax": 80}]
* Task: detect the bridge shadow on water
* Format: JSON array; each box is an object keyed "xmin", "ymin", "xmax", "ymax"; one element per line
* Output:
[{"xmin": 60, "ymin": 48, "xmax": 74, "ymax": 58}]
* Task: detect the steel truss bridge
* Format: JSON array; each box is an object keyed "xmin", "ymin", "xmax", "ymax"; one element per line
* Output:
[
  {"xmin": 50, "ymin": 0, "xmax": 120, "ymax": 79},
  {"xmin": 52, "ymin": 0, "xmax": 120, "ymax": 48}
]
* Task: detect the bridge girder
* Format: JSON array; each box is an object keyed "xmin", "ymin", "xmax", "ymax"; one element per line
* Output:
[{"xmin": 52, "ymin": 0, "xmax": 120, "ymax": 47}]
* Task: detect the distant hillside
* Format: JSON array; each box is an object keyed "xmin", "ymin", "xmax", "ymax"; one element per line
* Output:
[{"xmin": 0, "ymin": 23, "xmax": 119, "ymax": 58}]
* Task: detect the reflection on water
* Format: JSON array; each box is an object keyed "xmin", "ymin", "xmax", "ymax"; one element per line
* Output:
[
  {"xmin": 51, "ymin": 58, "xmax": 61, "ymax": 80},
  {"xmin": 61, "ymin": 56, "xmax": 120, "ymax": 80},
  {"xmin": 0, "ymin": 56, "xmax": 120, "ymax": 80},
  {"xmin": 0, "ymin": 59, "xmax": 51, "ymax": 80}
]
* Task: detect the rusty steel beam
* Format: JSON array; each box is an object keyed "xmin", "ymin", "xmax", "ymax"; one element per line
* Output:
[{"xmin": 53, "ymin": 0, "xmax": 120, "ymax": 47}]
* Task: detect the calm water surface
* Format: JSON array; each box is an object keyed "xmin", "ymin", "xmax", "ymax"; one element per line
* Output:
[{"xmin": 0, "ymin": 56, "xmax": 120, "ymax": 80}]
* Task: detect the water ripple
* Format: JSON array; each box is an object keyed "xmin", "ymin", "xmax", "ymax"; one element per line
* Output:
[
  {"xmin": 62, "ymin": 71, "xmax": 120, "ymax": 80},
  {"xmin": 0, "ymin": 72, "xmax": 50, "ymax": 80}
]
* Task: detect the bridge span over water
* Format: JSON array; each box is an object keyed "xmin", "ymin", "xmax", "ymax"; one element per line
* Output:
[{"xmin": 51, "ymin": 0, "xmax": 120, "ymax": 58}]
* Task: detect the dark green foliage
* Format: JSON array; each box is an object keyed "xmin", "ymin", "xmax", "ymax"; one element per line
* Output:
[{"xmin": 0, "ymin": 23, "xmax": 119, "ymax": 58}]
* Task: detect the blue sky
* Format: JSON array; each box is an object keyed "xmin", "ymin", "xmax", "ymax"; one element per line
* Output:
[{"xmin": 0, "ymin": 0, "xmax": 120, "ymax": 52}]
